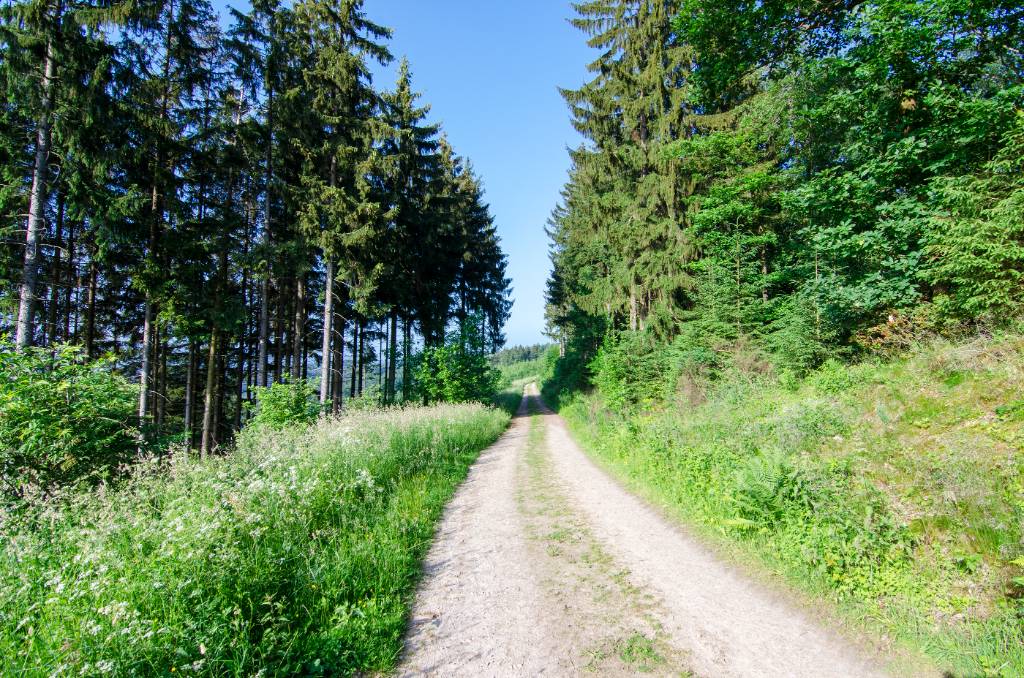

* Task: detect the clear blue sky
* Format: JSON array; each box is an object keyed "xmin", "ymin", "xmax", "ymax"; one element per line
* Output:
[{"xmin": 367, "ymin": 1, "xmax": 593, "ymax": 348}]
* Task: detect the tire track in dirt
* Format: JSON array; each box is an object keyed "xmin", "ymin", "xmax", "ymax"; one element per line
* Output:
[{"xmin": 399, "ymin": 385, "xmax": 908, "ymax": 677}]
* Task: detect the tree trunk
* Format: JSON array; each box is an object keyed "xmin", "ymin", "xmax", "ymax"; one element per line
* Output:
[
  {"xmin": 201, "ymin": 333, "xmax": 218, "ymax": 457},
  {"xmin": 402, "ymin": 317, "xmax": 411, "ymax": 402},
  {"xmin": 259, "ymin": 77, "xmax": 274, "ymax": 387},
  {"xmin": 140, "ymin": 0, "xmax": 173, "ymax": 425},
  {"xmin": 629, "ymin": 283, "xmax": 639, "ymax": 332},
  {"xmin": 332, "ymin": 315, "xmax": 345, "ymax": 414},
  {"xmin": 320, "ymin": 259, "xmax": 334, "ymax": 404},
  {"xmin": 292, "ymin": 276, "xmax": 305, "ymax": 381},
  {"xmin": 258, "ymin": 276, "xmax": 270, "ymax": 386},
  {"xmin": 387, "ymin": 311, "xmax": 398, "ymax": 403},
  {"xmin": 139, "ymin": 298, "xmax": 154, "ymax": 422},
  {"xmin": 184, "ymin": 341, "xmax": 196, "ymax": 445},
  {"xmin": 16, "ymin": 37, "xmax": 57, "ymax": 351},
  {"xmin": 156, "ymin": 332, "xmax": 167, "ymax": 435},
  {"xmin": 349, "ymin": 319, "xmax": 358, "ymax": 398},
  {"xmin": 47, "ymin": 191, "xmax": 64, "ymax": 345},
  {"xmin": 85, "ymin": 261, "xmax": 97, "ymax": 358},
  {"xmin": 64, "ymin": 217, "xmax": 76, "ymax": 343},
  {"xmin": 274, "ymin": 284, "xmax": 284, "ymax": 383},
  {"xmin": 761, "ymin": 245, "xmax": 769, "ymax": 303},
  {"xmin": 357, "ymin": 322, "xmax": 365, "ymax": 397}
]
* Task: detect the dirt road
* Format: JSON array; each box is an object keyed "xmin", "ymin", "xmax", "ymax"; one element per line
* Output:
[{"xmin": 398, "ymin": 386, "xmax": 902, "ymax": 677}]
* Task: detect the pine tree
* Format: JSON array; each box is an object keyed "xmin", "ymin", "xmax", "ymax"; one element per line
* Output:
[
  {"xmin": 290, "ymin": 0, "xmax": 390, "ymax": 404},
  {"xmin": 559, "ymin": 0, "xmax": 693, "ymax": 334},
  {"xmin": 3, "ymin": 0, "xmax": 134, "ymax": 349}
]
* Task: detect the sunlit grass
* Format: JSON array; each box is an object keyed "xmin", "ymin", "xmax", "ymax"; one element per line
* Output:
[
  {"xmin": 0, "ymin": 403, "xmax": 509, "ymax": 675},
  {"xmin": 553, "ymin": 335, "xmax": 1024, "ymax": 677}
]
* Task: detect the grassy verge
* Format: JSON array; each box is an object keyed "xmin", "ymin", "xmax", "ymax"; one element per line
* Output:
[
  {"xmin": 0, "ymin": 403, "xmax": 509, "ymax": 676},
  {"xmin": 552, "ymin": 336, "xmax": 1024, "ymax": 677}
]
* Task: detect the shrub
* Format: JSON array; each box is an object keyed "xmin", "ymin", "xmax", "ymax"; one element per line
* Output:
[
  {"xmin": 0, "ymin": 341, "xmax": 140, "ymax": 500},
  {"xmin": 247, "ymin": 379, "xmax": 320, "ymax": 430},
  {"xmin": 414, "ymin": 320, "xmax": 500, "ymax": 404},
  {"xmin": 416, "ymin": 344, "xmax": 499, "ymax": 404},
  {"xmin": 589, "ymin": 331, "xmax": 671, "ymax": 410}
]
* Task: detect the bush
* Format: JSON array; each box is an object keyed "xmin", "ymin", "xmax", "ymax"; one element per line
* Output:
[
  {"xmin": 0, "ymin": 341, "xmax": 140, "ymax": 500},
  {"xmin": 416, "ymin": 345, "xmax": 499, "ymax": 404},
  {"xmin": 414, "ymin": 320, "xmax": 500, "ymax": 404},
  {"xmin": 247, "ymin": 379, "xmax": 320, "ymax": 430},
  {"xmin": 589, "ymin": 331, "xmax": 671, "ymax": 410}
]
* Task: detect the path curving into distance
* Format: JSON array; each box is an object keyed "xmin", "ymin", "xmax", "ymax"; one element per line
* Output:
[{"xmin": 398, "ymin": 385, "xmax": 923, "ymax": 677}]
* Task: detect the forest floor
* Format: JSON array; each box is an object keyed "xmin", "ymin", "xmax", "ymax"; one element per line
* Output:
[{"xmin": 398, "ymin": 385, "xmax": 918, "ymax": 677}]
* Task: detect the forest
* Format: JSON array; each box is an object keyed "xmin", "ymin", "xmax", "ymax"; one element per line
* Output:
[
  {"xmin": 546, "ymin": 0, "xmax": 1024, "ymax": 380},
  {"xmin": 0, "ymin": 0, "xmax": 512, "ymax": 462}
]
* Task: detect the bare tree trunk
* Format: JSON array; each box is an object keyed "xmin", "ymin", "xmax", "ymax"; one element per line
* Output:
[
  {"xmin": 274, "ymin": 285, "xmax": 284, "ymax": 383},
  {"xmin": 258, "ymin": 277, "xmax": 269, "ymax": 386},
  {"xmin": 258, "ymin": 70, "xmax": 275, "ymax": 388},
  {"xmin": 64, "ymin": 218, "xmax": 76, "ymax": 343},
  {"xmin": 387, "ymin": 311, "xmax": 398, "ymax": 403},
  {"xmin": 629, "ymin": 283, "xmax": 639, "ymax": 332},
  {"xmin": 292, "ymin": 276, "xmax": 305, "ymax": 381},
  {"xmin": 85, "ymin": 261, "xmax": 97, "ymax": 358},
  {"xmin": 357, "ymin": 322, "xmax": 364, "ymax": 397},
  {"xmin": 215, "ymin": 352, "xmax": 226, "ymax": 446},
  {"xmin": 201, "ymin": 333, "xmax": 217, "ymax": 457},
  {"xmin": 16, "ymin": 37, "xmax": 57, "ymax": 351},
  {"xmin": 139, "ymin": 298, "xmax": 154, "ymax": 422},
  {"xmin": 349, "ymin": 319, "xmax": 358, "ymax": 398},
  {"xmin": 402, "ymin": 317, "xmax": 411, "ymax": 402},
  {"xmin": 184, "ymin": 341, "xmax": 196, "ymax": 444},
  {"xmin": 47, "ymin": 191, "xmax": 64, "ymax": 345},
  {"xmin": 156, "ymin": 332, "xmax": 167, "ymax": 435},
  {"xmin": 332, "ymin": 315, "xmax": 345, "ymax": 414},
  {"xmin": 320, "ymin": 259, "xmax": 334, "ymax": 404}
]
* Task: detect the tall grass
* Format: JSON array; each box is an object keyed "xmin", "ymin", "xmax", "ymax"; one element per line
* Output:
[
  {"xmin": 553, "ymin": 335, "xmax": 1024, "ymax": 677},
  {"xmin": 0, "ymin": 403, "xmax": 508, "ymax": 676}
]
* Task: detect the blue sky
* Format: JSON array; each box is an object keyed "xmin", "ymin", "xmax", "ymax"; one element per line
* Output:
[{"xmin": 365, "ymin": 1, "xmax": 593, "ymax": 347}]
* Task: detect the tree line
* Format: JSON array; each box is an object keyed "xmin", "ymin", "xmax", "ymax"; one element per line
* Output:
[
  {"xmin": 547, "ymin": 0, "xmax": 1024, "ymax": 374},
  {"xmin": 1, "ymin": 0, "xmax": 512, "ymax": 454}
]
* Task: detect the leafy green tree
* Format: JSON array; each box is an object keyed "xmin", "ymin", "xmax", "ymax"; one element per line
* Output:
[{"xmin": 415, "ymin": 316, "xmax": 499, "ymax": 404}]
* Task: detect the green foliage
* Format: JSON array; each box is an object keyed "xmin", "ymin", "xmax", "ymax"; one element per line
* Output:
[
  {"xmin": 415, "ymin": 346, "xmax": 499, "ymax": 405},
  {"xmin": 491, "ymin": 343, "xmax": 552, "ymax": 366},
  {"xmin": 0, "ymin": 340, "xmax": 140, "ymax": 500},
  {"xmin": 414, "ymin": 319, "xmax": 500, "ymax": 404},
  {"xmin": 548, "ymin": 0, "xmax": 1024, "ymax": 373},
  {"xmin": 0, "ymin": 403, "xmax": 509, "ymax": 675},
  {"xmin": 926, "ymin": 106, "xmax": 1024, "ymax": 320},
  {"xmin": 247, "ymin": 379, "xmax": 320, "ymax": 431},
  {"xmin": 497, "ymin": 357, "xmax": 546, "ymax": 385},
  {"xmin": 590, "ymin": 332, "xmax": 672, "ymax": 410}
]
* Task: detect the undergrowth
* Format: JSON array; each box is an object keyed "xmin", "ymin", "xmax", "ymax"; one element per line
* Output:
[
  {"xmin": 550, "ymin": 334, "xmax": 1024, "ymax": 677},
  {"xmin": 0, "ymin": 403, "xmax": 509, "ymax": 675}
]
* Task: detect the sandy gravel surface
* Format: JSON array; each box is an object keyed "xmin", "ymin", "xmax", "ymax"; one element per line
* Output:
[{"xmin": 398, "ymin": 386, "xmax": 907, "ymax": 677}]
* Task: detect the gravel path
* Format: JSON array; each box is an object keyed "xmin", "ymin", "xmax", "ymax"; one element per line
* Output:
[{"xmin": 398, "ymin": 387, "xmax": 908, "ymax": 677}]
